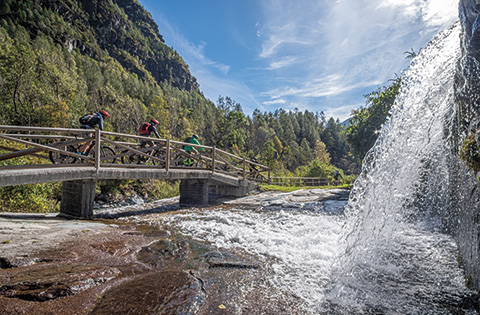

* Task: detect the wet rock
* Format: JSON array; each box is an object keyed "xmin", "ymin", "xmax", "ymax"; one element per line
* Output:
[
  {"xmin": 90, "ymin": 240, "xmax": 131, "ymax": 256},
  {"xmin": 91, "ymin": 271, "xmax": 203, "ymax": 314},
  {"xmin": 0, "ymin": 257, "xmax": 37, "ymax": 269},
  {"xmin": 206, "ymin": 251, "xmax": 259, "ymax": 269},
  {"xmin": 0, "ymin": 264, "xmax": 119, "ymax": 301},
  {"xmin": 125, "ymin": 194, "xmax": 144, "ymax": 205},
  {"xmin": 280, "ymin": 203, "xmax": 304, "ymax": 209}
]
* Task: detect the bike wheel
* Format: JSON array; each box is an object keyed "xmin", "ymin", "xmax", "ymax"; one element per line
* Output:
[
  {"xmin": 100, "ymin": 146, "xmax": 116, "ymax": 163},
  {"xmin": 49, "ymin": 145, "xmax": 77, "ymax": 164},
  {"xmin": 121, "ymin": 151, "xmax": 138, "ymax": 164},
  {"xmin": 88, "ymin": 146, "xmax": 116, "ymax": 164},
  {"xmin": 152, "ymin": 148, "xmax": 167, "ymax": 166},
  {"xmin": 172, "ymin": 152, "xmax": 188, "ymax": 166}
]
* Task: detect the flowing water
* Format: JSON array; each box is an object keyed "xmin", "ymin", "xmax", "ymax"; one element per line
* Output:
[{"xmin": 152, "ymin": 23, "xmax": 477, "ymax": 314}]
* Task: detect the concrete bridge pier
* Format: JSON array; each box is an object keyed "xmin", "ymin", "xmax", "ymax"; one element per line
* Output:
[
  {"xmin": 56, "ymin": 177, "xmax": 257, "ymax": 219},
  {"xmin": 180, "ymin": 179, "xmax": 257, "ymax": 206},
  {"xmin": 59, "ymin": 179, "xmax": 96, "ymax": 219},
  {"xmin": 179, "ymin": 179, "xmax": 209, "ymax": 206}
]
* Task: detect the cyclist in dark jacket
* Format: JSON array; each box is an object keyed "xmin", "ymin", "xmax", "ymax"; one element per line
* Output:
[
  {"xmin": 333, "ymin": 170, "xmax": 343, "ymax": 186},
  {"xmin": 80, "ymin": 110, "xmax": 110, "ymax": 130},
  {"xmin": 78, "ymin": 110, "xmax": 110, "ymax": 154}
]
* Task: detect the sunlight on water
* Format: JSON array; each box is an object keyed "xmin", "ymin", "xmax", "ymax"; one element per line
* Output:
[
  {"xmin": 159, "ymin": 22, "xmax": 477, "ymax": 315},
  {"xmin": 328, "ymin": 22, "xmax": 476, "ymax": 314},
  {"xmin": 162, "ymin": 205, "xmax": 346, "ymax": 311}
]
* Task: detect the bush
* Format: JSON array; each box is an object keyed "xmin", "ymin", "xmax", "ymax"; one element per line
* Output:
[{"xmin": 0, "ymin": 183, "xmax": 61, "ymax": 213}]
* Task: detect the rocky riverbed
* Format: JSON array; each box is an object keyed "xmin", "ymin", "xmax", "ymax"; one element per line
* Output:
[{"xmin": 0, "ymin": 188, "xmax": 349, "ymax": 314}]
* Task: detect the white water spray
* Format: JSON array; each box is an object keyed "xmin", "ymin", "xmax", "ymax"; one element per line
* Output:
[{"xmin": 327, "ymin": 22, "xmax": 473, "ymax": 314}]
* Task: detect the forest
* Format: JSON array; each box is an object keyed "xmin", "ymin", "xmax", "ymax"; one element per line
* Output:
[{"xmin": 0, "ymin": 0, "xmax": 400, "ymax": 212}]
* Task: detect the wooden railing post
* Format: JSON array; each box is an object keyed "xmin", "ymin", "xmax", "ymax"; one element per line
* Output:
[
  {"xmin": 166, "ymin": 139, "xmax": 170, "ymax": 171},
  {"xmin": 268, "ymin": 169, "xmax": 271, "ymax": 185},
  {"xmin": 242, "ymin": 158, "xmax": 246, "ymax": 180},
  {"xmin": 95, "ymin": 129, "xmax": 101, "ymax": 172},
  {"xmin": 211, "ymin": 146, "xmax": 216, "ymax": 172}
]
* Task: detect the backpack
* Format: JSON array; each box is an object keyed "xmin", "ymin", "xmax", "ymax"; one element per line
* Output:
[
  {"xmin": 183, "ymin": 136, "xmax": 193, "ymax": 150},
  {"xmin": 79, "ymin": 113, "xmax": 95, "ymax": 125},
  {"xmin": 139, "ymin": 122, "xmax": 151, "ymax": 135}
]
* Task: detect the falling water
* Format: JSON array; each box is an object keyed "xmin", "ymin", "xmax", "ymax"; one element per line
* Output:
[
  {"xmin": 153, "ymin": 22, "xmax": 477, "ymax": 314},
  {"xmin": 327, "ymin": 21, "xmax": 467, "ymax": 313}
]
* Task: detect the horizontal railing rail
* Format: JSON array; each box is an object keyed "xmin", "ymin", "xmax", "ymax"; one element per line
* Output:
[
  {"xmin": 0, "ymin": 125, "xmax": 270, "ymax": 184},
  {"xmin": 269, "ymin": 177, "xmax": 329, "ymax": 186}
]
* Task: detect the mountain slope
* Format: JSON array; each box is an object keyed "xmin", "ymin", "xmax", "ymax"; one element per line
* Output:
[{"xmin": 1, "ymin": 0, "xmax": 197, "ymax": 91}]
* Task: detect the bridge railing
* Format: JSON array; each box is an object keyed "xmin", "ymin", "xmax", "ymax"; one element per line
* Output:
[
  {"xmin": 0, "ymin": 125, "xmax": 270, "ymax": 183},
  {"xmin": 269, "ymin": 177, "xmax": 329, "ymax": 187}
]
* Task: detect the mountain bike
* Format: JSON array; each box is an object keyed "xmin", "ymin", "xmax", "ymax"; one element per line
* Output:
[
  {"xmin": 49, "ymin": 140, "xmax": 116, "ymax": 164},
  {"xmin": 121, "ymin": 145, "xmax": 167, "ymax": 166},
  {"xmin": 174, "ymin": 151, "xmax": 209, "ymax": 168}
]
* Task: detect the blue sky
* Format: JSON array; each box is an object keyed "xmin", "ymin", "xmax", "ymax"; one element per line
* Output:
[{"xmin": 138, "ymin": 0, "xmax": 458, "ymax": 121}]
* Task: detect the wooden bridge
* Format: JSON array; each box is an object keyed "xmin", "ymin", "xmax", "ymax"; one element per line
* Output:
[{"xmin": 0, "ymin": 125, "xmax": 270, "ymax": 219}]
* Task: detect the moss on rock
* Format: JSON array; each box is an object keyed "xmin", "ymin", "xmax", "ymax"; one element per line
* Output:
[{"xmin": 459, "ymin": 133, "xmax": 480, "ymax": 174}]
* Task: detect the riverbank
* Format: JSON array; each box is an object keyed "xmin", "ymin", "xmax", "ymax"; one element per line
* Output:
[{"xmin": 0, "ymin": 188, "xmax": 349, "ymax": 314}]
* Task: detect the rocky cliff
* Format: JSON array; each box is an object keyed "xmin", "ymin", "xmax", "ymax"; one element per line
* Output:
[{"xmin": 452, "ymin": 0, "xmax": 480, "ymax": 292}]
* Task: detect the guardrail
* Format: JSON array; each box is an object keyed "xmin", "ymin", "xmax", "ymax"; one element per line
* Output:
[
  {"xmin": 269, "ymin": 177, "xmax": 329, "ymax": 187},
  {"xmin": 0, "ymin": 125, "xmax": 270, "ymax": 184}
]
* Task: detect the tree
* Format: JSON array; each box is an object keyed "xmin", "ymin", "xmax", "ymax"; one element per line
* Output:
[
  {"xmin": 346, "ymin": 76, "xmax": 401, "ymax": 162},
  {"xmin": 314, "ymin": 139, "xmax": 331, "ymax": 165},
  {"xmin": 216, "ymin": 96, "xmax": 249, "ymax": 150}
]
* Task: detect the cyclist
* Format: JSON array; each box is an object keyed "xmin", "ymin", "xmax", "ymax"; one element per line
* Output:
[
  {"xmin": 135, "ymin": 119, "xmax": 161, "ymax": 163},
  {"xmin": 333, "ymin": 170, "xmax": 343, "ymax": 186},
  {"xmin": 78, "ymin": 110, "xmax": 110, "ymax": 155},
  {"xmin": 138, "ymin": 118, "xmax": 160, "ymax": 148},
  {"xmin": 183, "ymin": 134, "xmax": 203, "ymax": 166},
  {"xmin": 249, "ymin": 156, "xmax": 259, "ymax": 171}
]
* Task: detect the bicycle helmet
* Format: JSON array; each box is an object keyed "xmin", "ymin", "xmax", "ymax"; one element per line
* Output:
[
  {"xmin": 151, "ymin": 118, "xmax": 159, "ymax": 125},
  {"xmin": 192, "ymin": 134, "xmax": 199, "ymax": 139},
  {"xmin": 100, "ymin": 110, "xmax": 110, "ymax": 117}
]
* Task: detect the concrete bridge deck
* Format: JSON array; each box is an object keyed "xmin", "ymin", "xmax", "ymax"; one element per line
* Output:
[{"xmin": 0, "ymin": 167, "xmax": 247, "ymax": 187}]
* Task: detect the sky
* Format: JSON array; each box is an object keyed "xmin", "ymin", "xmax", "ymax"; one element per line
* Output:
[{"xmin": 138, "ymin": 0, "xmax": 458, "ymax": 121}]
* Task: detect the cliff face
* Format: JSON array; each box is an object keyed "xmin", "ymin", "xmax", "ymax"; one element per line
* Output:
[
  {"xmin": 5, "ymin": 0, "xmax": 198, "ymax": 92},
  {"xmin": 452, "ymin": 0, "xmax": 480, "ymax": 291}
]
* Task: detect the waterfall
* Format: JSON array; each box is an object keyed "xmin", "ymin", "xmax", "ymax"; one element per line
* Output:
[
  {"xmin": 326, "ymin": 22, "xmax": 474, "ymax": 313},
  {"xmin": 342, "ymin": 21, "xmax": 461, "ymax": 262}
]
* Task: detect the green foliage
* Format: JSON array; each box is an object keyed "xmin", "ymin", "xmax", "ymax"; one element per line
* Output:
[
  {"xmin": 216, "ymin": 96, "xmax": 249, "ymax": 150},
  {"xmin": 96, "ymin": 179, "xmax": 179, "ymax": 202},
  {"xmin": 346, "ymin": 77, "xmax": 401, "ymax": 162},
  {"xmin": 459, "ymin": 133, "xmax": 480, "ymax": 173},
  {"xmin": 297, "ymin": 159, "xmax": 337, "ymax": 178},
  {"xmin": 0, "ymin": 183, "xmax": 61, "ymax": 213}
]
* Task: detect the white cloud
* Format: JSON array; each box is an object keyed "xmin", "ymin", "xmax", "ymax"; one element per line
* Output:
[
  {"xmin": 377, "ymin": 0, "xmax": 457, "ymax": 28},
  {"xmin": 323, "ymin": 103, "xmax": 360, "ymax": 122},
  {"xmin": 255, "ymin": 0, "xmax": 458, "ymax": 120},
  {"xmin": 262, "ymin": 99, "xmax": 287, "ymax": 106},
  {"xmin": 268, "ymin": 56, "xmax": 299, "ymax": 70},
  {"xmin": 263, "ymin": 73, "xmax": 381, "ymax": 100}
]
